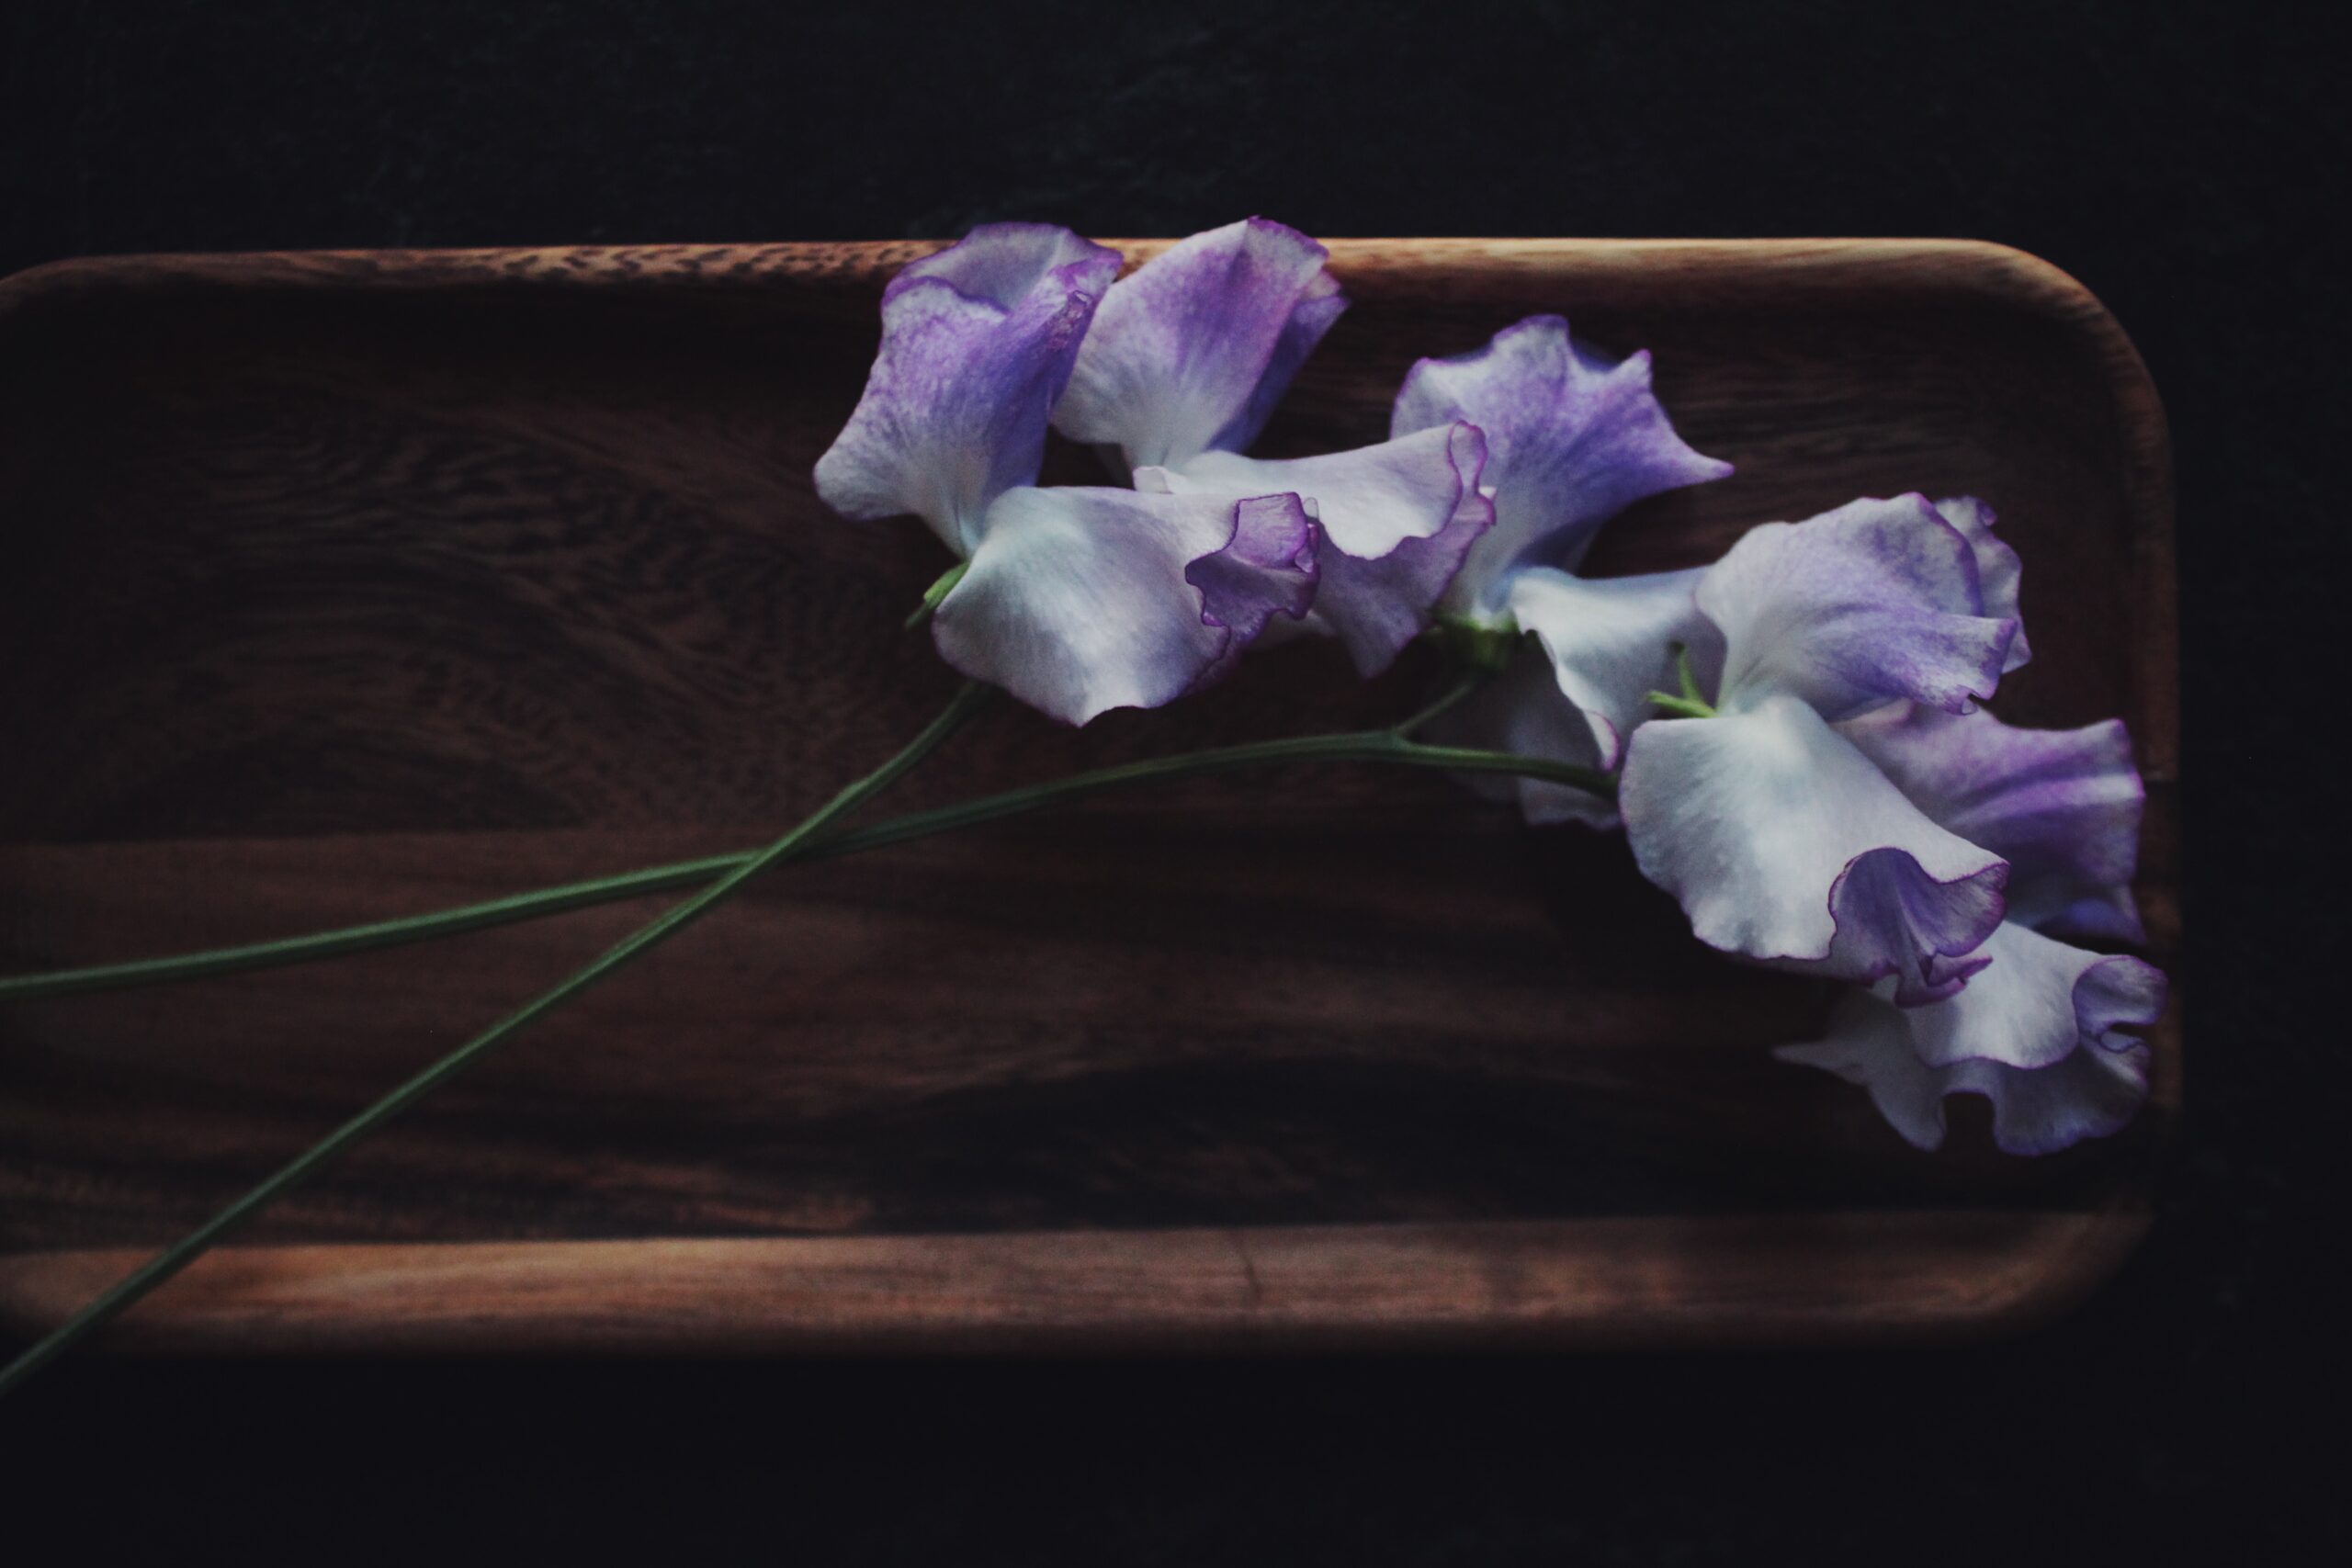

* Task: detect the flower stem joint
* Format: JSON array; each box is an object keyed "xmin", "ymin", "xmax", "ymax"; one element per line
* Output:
[
  {"xmin": 1645, "ymin": 641, "xmax": 1716, "ymax": 720},
  {"xmin": 1433, "ymin": 612, "xmax": 1521, "ymax": 675}
]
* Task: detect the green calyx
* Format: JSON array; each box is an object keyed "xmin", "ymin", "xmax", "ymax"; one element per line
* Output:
[
  {"xmin": 1432, "ymin": 611, "xmax": 1522, "ymax": 674},
  {"xmin": 903, "ymin": 559, "xmax": 972, "ymax": 631}
]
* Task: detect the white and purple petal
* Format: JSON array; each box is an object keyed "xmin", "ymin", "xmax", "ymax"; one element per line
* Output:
[
  {"xmin": 814, "ymin": 224, "xmax": 1122, "ymax": 553},
  {"xmin": 1839, "ymin": 705, "xmax": 2146, "ymax": 942},
  {"xmin": 1142, "ymin": 423, "xmax": 1495, "ymax": 675},
  {"xmin": 1897, "ymin": 920, "xmax": 2168, "ymax": 1071},
  {"xmin": 1777, "ymin": 947, "xmax": 2164, "ymax": 1155},
  {"xmin": 1699, "ymin": 494, "xmax": 2021, "ymax": 720},
  {"xmin": 933, "ymin": 487, "xmax": 1317, "ymax": 727},
  {"xmin": 1936, "ymin": 496, "xmax": 2030, "ymax": 673},
  {"xmin": 1505, "ymin": 566, "xmax": 1717, "ymax": 771},
  {"xmin": 1389, "ymin": 315, "xmax": 1733, "ymax": 610},
  {"xmin": 1620, "ymin": 694, "xmax": 2008, "ymax": 1001},
  {"xmin": 1052, "ymin": 218, "xmax": 1345, "ymax": 471}
]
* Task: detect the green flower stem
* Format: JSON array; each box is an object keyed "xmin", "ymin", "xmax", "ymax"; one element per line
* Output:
[
  {"xmin": 0, "ymin": 681, "xmax": 992, "ymax": 1400},
  {"xmin": 902, "ymin": 559, "xmax": 970, "ymax": 630},
  {"xmin": 1, "ymin": 731, "xmax": 1614, "ymax": 1006}
]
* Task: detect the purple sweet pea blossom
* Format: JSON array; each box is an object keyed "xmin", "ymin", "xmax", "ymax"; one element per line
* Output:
[
  {"xmin": 813, "ymin": 223, "xmax": 1323, "ymax": 727},
  {"xmin": 1616, "ymin": 496, "xmax": 2026, "ymax": 1002},
  {"xmin": 1781, "ymin": 976, "xmax": 2157, "ymax": 1156},
  {"xmin": 1056, "ymin": 218, "xmax": 1495, "ymax": 676},
  {"xmin": 1399, "ymin": 312, "xmax": 1735, "ymax": 818},
  {"xmin": 1054, "ymin": 217, "xmax": 1346, "ymax": 472},
  {"xmin": 1391, "ymin": 314, "xmax": 1736, "ymax": 617},
  {"xmin": 1776, "ymin": 706, "xmax": 2165, "ymax": 1154},
  {"xmin": 1697, "ymin": 495, "xmax": 2021, "ymax": 722},
  {"xmin": 816, "ymin": 222, "xmax": 1122, "ymax": 555},
  {"xmin": 1839, "ymin": 704, "xmax": 2143, "ymax": 941},
  {"xmin": 1139, "ymin": 423, "xmax": 1496, "ymax": 675},
  {"xmin": 933, "ymin": 488, "xmax": 1318, "ymax": 724},
  {"xmin": 1623, "ymin": 694, "xmax": 2010, "ymax": 1003}
]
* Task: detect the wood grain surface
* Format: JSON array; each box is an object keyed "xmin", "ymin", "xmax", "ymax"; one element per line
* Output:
[{"xmin": 0, "ymin": 239, "xmax": 2177, "ymax": 1349}]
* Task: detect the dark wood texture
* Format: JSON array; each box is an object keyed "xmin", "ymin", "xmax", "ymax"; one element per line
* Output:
[{"xmin": 0, "ymin": 240, "xmax": 2177, "ymax": 1349}]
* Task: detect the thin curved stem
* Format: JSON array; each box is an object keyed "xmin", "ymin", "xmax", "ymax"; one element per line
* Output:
[
  {"xmin": 1389, "ymin": 671, "xmax": 1484, "ymax": 737},
  {"xmin": 0, "ymin": 733, "xmax": 1613, "ymax": 1005},
  {"xmin": 0, "ymin": 682, "xmax": 991, "ymax": 1399}
]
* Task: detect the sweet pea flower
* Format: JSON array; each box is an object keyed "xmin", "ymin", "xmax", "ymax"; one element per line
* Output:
[
  {"xmin": 1391, "ymin": 313, "xmax": 1737, "ymax": 619},
  {"xmin": 815, "ymin": 222, "xmax": 1318, "ymax": 726},
  {"xmin": 1388, "ymin": 315, "xmax": 1735, "ymax": 823},
  {"xmin": 1776, "ymin": 705, "xmax": 2166, "ymax": 1153},
  {"xmin": 1615, "ymin": 495, "xmax": 2027, "ymax": 1003},
  {"xmin": 1052, "ymin": 218, "xmax": 1496, "ymax": 676}
]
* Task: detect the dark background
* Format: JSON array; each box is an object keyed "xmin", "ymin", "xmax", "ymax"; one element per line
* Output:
[{"xmin": 0, "ymin": 1, "xmax": 2337, "ymax": 1561}]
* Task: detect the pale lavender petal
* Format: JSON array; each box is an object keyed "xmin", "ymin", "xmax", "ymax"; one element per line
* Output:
[
  {"xmin": 1620, "ymin": 694, "xmax": 2007, "ymax": 1000},
  {"xmin": 1052, "ymin": 218, "xmax": 1344, "ymax": 470},
  {"xmin": 1897, "ymin": 921, "xmax": 2168, "ymax": 1070},
  {"xmin": 1145, "ymin": 423, "xmax": 1495, "ymax": 675},
  {"xmin": 1505, "ymin": 566, "xmax": 1717, "ymax": 771},
  {"xmin": 1779, "ymin": 978, "xmax": 2158, "ymax": 1156},
  {"xmin": 1840, "ymin": 705, "xmax": 2145, "ymax": 942},
  {"xmin": 1390, "ymin": 315, "xmax": 1733, "ymax": 611},
  {"xmin": 1936, "ymin": 496, "xmax": 2030, "ymax": 673},
  {"xmin": 2029, "ymin": 886, "xmax": 2150, "ymax": 946},
  {"xmin": 1425, "ymin": 648, "xmax": 1620, "ymax": 828},
  {"xmin": 1699, "ymin": 494, "xmax": 2021, "ymax": 720},
  {"xmin": 814, "ymin": 224, "xmax": 1122, "ymax": 553},
  {"xmin": 933, "ymin": 487, "xmax": 1316, "ymax": 726},
  {"xmin": 1228, "ymin": 271, "xmax": 1348, "ymax": 456}
]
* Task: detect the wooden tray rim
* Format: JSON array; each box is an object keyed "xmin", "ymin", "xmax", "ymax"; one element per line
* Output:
[{"xmin": 0, "ymin": 238, "xmax": 2178, "ymax": 1353}]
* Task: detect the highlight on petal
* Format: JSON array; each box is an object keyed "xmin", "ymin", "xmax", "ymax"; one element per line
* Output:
[
  {"xmin": 1620, "ymin": 694, "xmax": 2007, "ymax": 1000},
  {"xmin": 1389, "ymin": 315, "xmax": 1733, "ymax": 611},
  {"xmin": 1506, "ymin": 565, "xmax": 1716, "ymax": 771},
  {"xmin": 814, "ymin": 224, "xmax": 1122, "ymax": 554},
  {"xmin": 1839, "ymin": 705, "xmax": 2146, "ymax": 941},
  {"xmin": 1699, "ymin": 494, "xmax": 2021, "ymax": 720},
  {"xmin": 1936, "ymin": 496, "xmax": 2030, "ymax": 673},
  {"xmin": 1052, "ymin": 218, "xmax": 1345, "ymax": 471},
  {"xmin": 1143, "ymin": 423, "xmax": 1495, "ymax": 675},
  {"xmin": 932, "ymin": 487, "xmax": 1317, "ymax": 727},
  {"xmin": 1424, "ymin": 648, "xmax": 1620, "ymax": 829},
  {"xmin": 1777, "ymin": 959, "xmax": 2162, "ymax": 1156}
]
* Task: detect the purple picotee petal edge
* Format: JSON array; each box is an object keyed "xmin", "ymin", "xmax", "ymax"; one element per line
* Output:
[
  {"xmin": 1778, "ymin": 964, "xmax": 2164, "ymax": 1161},
  {"xmin": 1151, "ymin": 423, "xmax": 1495, "ymax": 676}
]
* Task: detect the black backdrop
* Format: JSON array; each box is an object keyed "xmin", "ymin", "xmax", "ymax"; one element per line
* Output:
[{"xmin": 0, "ymin": 2, "xmax": 2338, "ymax": 1561}]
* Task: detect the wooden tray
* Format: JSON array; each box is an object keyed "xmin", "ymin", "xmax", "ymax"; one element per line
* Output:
[{"xmin": 0, "ymin": 239, "xmax": 2177, "ymax": 1352}]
